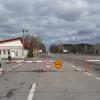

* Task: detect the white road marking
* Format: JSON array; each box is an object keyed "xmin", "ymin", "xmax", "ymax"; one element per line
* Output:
[
  {"xmin": 7, "ymin": 63, "xmax": 24, "ymax": 71},
  {"xmin": 72, "ymin": 65, "xmax": 82, "ymax": 71},
  {"xmin": 76, "ymin": 67, "xmax": 82, "ymax": 71},
  {"xmin": 85, "ymin": 60, "xmax": 100, "ymax": 62},
  {"xmin": 72, "ymin": 65, "xmax": 76, "ymax": 68},
  {"xmin": 84, "ymin": 72, "xmax": 93, "ymax": 76},
  {"xmin": 71, "ymin": 64, "xmax": 100, "ymax": 81},
  {"xmin": 27, "ymin": 83, "xmax": 36, "ymax": 100},
  {"xmin": 95, "ymin": 77, "xmax": 100, "ymax": 81}
]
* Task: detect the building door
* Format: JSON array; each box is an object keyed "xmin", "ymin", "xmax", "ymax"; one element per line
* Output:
[{"xmin": 11, "ymin": 51, "xmax": 15, "ymax": 58}]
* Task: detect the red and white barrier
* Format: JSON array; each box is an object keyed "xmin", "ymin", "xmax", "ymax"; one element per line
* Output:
[
  {"xmin": 0, "ymin": 68, "xmax": 3, "ymax": 76},
  {"xmin": 6, "ymin": 60, "xmax": 54, "ymax": 64},
  {"xmin": 0, "ymin": 60, "xmax": 55, "ymax": 76},
  {"xmin": 5, "ymin": 60, "xmax": 54, "ymax": 70}
]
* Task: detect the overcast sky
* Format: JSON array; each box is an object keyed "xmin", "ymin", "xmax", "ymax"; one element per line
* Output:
[{"xmin": 0, "ymin": 0, "xmax": 100, "ymax": 45}]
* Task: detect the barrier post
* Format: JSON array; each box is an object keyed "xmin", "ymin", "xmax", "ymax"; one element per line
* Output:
[
  {"xmin": 0, "ymin": 63, "xmax": 3, "ymax": 76},
  {"xmin": 84, "ymin": 61, "xmax": 90, "ymax": 72}
]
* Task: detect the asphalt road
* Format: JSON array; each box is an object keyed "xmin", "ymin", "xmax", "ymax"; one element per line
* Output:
[
  {"xmin": 0, "ymin": 54, "xmax": 100, "ymax": 100},
  {"xmin": 50, "ymin": 54, "xmax": 100, "ymax": 77}
]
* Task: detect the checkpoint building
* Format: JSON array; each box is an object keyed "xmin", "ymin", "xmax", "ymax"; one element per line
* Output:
[{"xmin": 0, "ymin": 38, "xmax": 28, "ymax": 59}]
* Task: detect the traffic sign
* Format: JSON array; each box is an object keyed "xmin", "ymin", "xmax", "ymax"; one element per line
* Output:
[{"xmin": 55, "ymin": 59, "xmax": 62, "ymax": 69}]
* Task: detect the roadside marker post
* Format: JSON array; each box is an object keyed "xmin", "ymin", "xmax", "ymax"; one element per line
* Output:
[
  {"xmin": 84, "ymin": 61, "xmax": 90, "ymax": 72},
  {"xmin": 55, "ymin": 59, "xmax": 63, "ymax": 70}
]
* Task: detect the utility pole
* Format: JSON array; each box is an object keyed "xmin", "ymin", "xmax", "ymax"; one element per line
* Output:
[
  {"xmin": 22, "ymin": 29, "xmax": 25, "ymax": 57},
  {"xmin": 76, "ymin": 33, "xmax": 78, "ymax": 54},
  {"xmin": 26, "ymin": 30, "xmax": 29, "ymax": 49},
  {"xmin": 37, "ymin": 39, "xmax": 39, "ymax": 54},
  {"xmin": 22, "ymin": 29, "xmax": 29, "ymax": 57},
  {"xmin": 59, "ymin": 40, "xmax": 62, "ymax": 53},
  {"xmin": 36, "ymin": 35, "xmax": 41, "ymax": 54}
]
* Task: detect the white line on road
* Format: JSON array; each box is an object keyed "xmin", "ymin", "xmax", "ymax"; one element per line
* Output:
[
  {"xmin": 72, "ymin": 65, "xmax": 76, "ymax": 68},
  {"xmin": 84, "ymin": 72, "xmax": 93, "ymax": 76},
  {"xmin": 72, "ymin": 65, "xmax": 82, "ymax": 71},
  {"xmin": 71, "ymin": 64, "xmax": 100, "ymax": 81},
  {"xmin": 27, "ymin": 83, "xmax": 36, "ymax": 100},
  {"xmin": 95, "ymin": 77, "xmax": 100, "ymax": 81},
  {"xmin": 76, "ymin": 67, "xmax": 82, "ymax": 71},
  {"xmin": 85, "ymin": 60, "xmax": 100, "ymax": 62},
  {"xmin": 7, "ymin": 63, "xmax": 24, "ymax": 71}
]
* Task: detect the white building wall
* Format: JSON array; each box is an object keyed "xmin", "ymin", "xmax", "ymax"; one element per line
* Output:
[
  {"xmin": 0, "ymin": 48, "xmax": 22, "ymax": 58},
  {"xmin": 0, "ymin": 40, "xmax": 28, "ymax": 58},
  {"xmin": 24, "ymin": 50, "xmax": 28, "ymax": 57}
]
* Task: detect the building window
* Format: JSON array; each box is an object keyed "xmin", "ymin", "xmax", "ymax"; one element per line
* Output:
[
  {"xmin": 16, "ymin": 52, "xmax": 18, "ymax": 56},
  {"xmin": 3, "ymin": 50, "xmax": 6, "ymax": 55},
  {"xmin": 7, "ymin": 50, "xmax": 10, "ymax": 55}
]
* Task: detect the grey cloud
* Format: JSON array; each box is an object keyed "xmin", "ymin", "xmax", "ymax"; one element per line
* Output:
[
  {"xmin": 0, "ymin": 0, "xmax": 100, "ymax": 44},
  {"xmin": 77, "ymin": 29, "xmax": 94, "ymax": 35}
]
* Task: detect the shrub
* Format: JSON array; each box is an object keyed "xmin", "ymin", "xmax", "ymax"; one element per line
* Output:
[{"xmin": 27, "ymin": 49, "xmax": 34, "ymax": 58}]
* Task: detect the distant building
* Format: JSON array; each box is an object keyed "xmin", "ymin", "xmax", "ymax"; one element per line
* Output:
[
  {"xmin": 94, "ymin": 44, "xmax": 100, "ymax": 55},
  {"xmin": 0, "ymin": 38, "xmax": 28, "ymax": 59}
]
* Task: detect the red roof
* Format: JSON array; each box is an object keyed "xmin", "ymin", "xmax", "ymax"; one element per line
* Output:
[
  {"xmin": 0, "ymin": 37, "xmax": 21, "ymax": 43},
  {"xmin": 0, "ymin": 37, "xmax": 29, "ymax": 49}
]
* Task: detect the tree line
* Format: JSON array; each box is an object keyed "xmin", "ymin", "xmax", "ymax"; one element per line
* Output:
[
  {"xmin": 20, "ymin": 35, "xmax": 46, "ymax": 57},
  {"xmin": 49, "ymin": 43, "xmax": 94, "ymax": 54}
]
